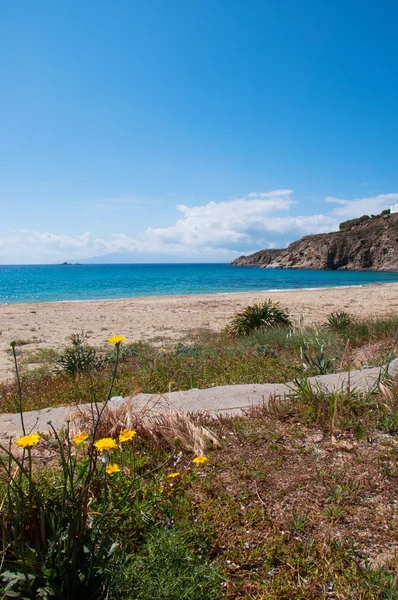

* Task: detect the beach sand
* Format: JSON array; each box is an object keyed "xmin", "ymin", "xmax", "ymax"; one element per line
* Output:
[{"xmin": 1, "ymin": 283, "xmax": 398, "ymax": 382}]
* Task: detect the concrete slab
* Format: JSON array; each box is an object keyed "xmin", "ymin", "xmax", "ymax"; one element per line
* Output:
[{"xmin": 1, "ymin": 360, "xmax": 396, "ymax": 441}]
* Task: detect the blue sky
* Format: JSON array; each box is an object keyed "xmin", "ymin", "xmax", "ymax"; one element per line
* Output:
[{"xmin": 1, "ymin": 0, "xmax": 398, "ymax": 263}]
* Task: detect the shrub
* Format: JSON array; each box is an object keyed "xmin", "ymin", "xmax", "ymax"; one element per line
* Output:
[
  {"xmin": 339, "ymin": 215, "xmax": 370, "ymax": 231},
  {"xmin": 57, "ymin": 332, "xmax": 104, "ymax": 377},
  {"xmin": 226, "ymin": 301, "xmax": 291, "ymax": 337},
  {"xmin": 323, "ymin": 311, "xmax": 354, "ymax": 333}
]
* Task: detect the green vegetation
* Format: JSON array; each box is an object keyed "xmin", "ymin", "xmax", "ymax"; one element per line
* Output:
[
  {"xmin": 2, "ymin": 312, "xmax": 398, "ymax": 413},
  {"xmin": 339, "ymin": 208, "xmax": 393, "ymax": 230},
  {"xmin": 111, "ymin": 529, "xmax": 222, "ymax": 600},
  {"xmin": 1, "ymin": 318, "xmax": 397, "ymax": 599},
  {"xmin": 226, "ymin": 300, "xmax": 292, "ymax": 336},
  {"xmin": 192, "ymin": 415, "xmax": 398, "ymax": 598},
  {"xmin": 324, "ymin": 310, "xmax": 355, "ymax": 333},
  {"xmin": 339, "ymin": 214, "xmax": 371, "ymax": 230},
  {"xmin": 0, "ymin": 340, "xmax": 223, "ymax": 599},
  {"xmin": 56, "ymin": 332, "xmax": 104, "ymax": 377}
]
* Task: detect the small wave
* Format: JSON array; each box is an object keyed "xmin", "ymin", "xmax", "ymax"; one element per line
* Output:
[{"xmin": 264, "ymin": 284, "xmax": 366, "ymax": 293}]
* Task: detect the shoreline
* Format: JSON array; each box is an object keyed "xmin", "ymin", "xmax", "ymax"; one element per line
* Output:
[
  {"xmin": 1, "ymin": 282, "xmax": 398, "ymax": 383},
  {"xmin": 0, "ymin": 280, "xmax": 395, "ymax": 307}
]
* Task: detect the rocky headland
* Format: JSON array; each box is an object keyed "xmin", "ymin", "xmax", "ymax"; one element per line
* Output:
[{"xmin": 231, "ymin": 212, "xmax": 398, "ymax": 270}]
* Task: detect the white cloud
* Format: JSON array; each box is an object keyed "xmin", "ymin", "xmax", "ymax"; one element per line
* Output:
[
  {"xmin": 0, "ymin": 191, "xmax": 395, "ymax": 263},
  {"xmin": 326, "ymin": 193, "xmax": 398, "ymax": 218},
  {"xmin": 0, "ymin": 230, "xmax": 110, "ymax": 263},
  {"xmin": 141, "ymin": 191, "xmax": 338, "ymax": 252},
  {"xmin": 144, "ymin": 190, "xmax": 295, "ymax": 248}
]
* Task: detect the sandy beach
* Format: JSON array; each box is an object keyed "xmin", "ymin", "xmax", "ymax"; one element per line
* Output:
[{"xmin": 1, "ymin": 283, "xmax": 398, "ymax": 382}]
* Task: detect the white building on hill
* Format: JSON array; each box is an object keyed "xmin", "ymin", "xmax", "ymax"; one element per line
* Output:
[{"xmin": 391, "ymin": 204, "xmax": 398, "ymax": 214}]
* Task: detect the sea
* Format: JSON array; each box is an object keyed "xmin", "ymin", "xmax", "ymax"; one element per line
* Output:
[{"xmin": 1, "ymin": 264, "xmax": 398, "ymax": 304}]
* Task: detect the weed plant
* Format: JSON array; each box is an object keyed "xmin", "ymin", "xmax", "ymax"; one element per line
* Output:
[
  {"xmin": 0, "ymin": 337, "xmax": 221, "ymax": 599},
  {"xmin": 324, "ymin": 310, "xmax": 355, "ymax": 332},
  {"xmin": 226, "ymin": 300, "xmax": 292, "ymax": 336},
  {"xmin": 57, "ymin": 332, "xmax": 104, "ymax": 377}
]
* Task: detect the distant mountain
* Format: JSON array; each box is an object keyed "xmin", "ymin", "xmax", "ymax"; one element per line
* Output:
[
  {"xmin": 231, "ymin": 212, "xmax": 398, "ymax": 271},
  {"xmin": 76, "ymin": 251, "xmax": 229, "ymax": 264}
]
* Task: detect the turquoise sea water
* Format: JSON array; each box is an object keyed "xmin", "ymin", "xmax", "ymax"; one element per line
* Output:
[{"xmin": 1, "ymin": 264, "xmax": 398, "ymax": 304}]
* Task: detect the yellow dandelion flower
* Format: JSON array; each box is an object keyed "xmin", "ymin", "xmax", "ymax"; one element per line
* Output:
[
  {"xmin": 119, "ymin": 429, "xmax": 136, "ymax": 443},
  {"xmin": 106, "ymin": 463, "xmax": 120, "ymax": 475},
  {"xmin": 93, "ymin": 437, "xmax": 118, "ymax": 452},
  {"xmin": 108, "ymin": 335, "xmax": 126, "ymax": 345},
  {"xmin": 167, "ymin": 472, "xmax": 181, "ymax": 478},
  {"xmin": 15, "ymin": 433, "xmax": 41, "ymax": 449},
  {"xmin": 72, "ymin": 432, "xmax": 89, "ymax": 445},
  {"xmin": 192, "ymin": 456, "xmax": 208, "ymax": 464}
]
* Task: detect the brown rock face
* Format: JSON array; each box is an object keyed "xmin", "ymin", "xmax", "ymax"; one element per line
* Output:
[
  {"xmin": 231, "ymin": 213, "xmax": 398, "ymax": 271},
  {"xmin": 231, "ymin": 248, "xmax": 283, "ymax": 267}
]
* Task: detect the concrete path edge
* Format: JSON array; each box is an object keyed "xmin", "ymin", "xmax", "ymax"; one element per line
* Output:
[{"xmin": 1, "ymin": 360, "xmax": 397, "ymax": 440}]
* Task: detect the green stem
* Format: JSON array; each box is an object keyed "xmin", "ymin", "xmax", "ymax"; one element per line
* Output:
[
  {"xmin": 92, "ymin": 342, "xmax": 121, "ymax": 441},
  {"xmin": 96, "ymin": 450, "xmax": 175, "ymax": 527},
  {"xmin": 11, "ymin": 342, "xmax": 26, "ymax": 436}
]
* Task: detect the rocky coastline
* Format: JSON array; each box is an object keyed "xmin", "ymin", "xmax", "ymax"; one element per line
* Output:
[{"xmin": 231, "ymin": 212, "xmax": 398, "ymax": 271}]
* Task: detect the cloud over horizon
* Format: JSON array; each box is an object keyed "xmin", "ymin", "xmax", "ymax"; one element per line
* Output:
[{"xmin": 0, "ymin": 191, "xmax": 395, "ymax": 263}]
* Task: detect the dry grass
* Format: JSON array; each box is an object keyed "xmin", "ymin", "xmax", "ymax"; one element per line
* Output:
[
  {"xmin": 190, "ymin": 406, "xmax": 398, "ymax": 598},
  {"xmin": 71, "ymin": 398, "xmax": 221, "ymax": 456}
]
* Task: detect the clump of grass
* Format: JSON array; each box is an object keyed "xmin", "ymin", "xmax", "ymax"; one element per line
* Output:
[
  {"xmin": 226, "ymin": 300, "xmax": 291, "ymax": 337},
  {"xmin": 57, "ymin": 332, "xmax": 104, "ymax": 378},
  {"xmin": 324, "ymin": 310, "xmax": 355, "ymax": 332},
  {"xmin": 111, "ymin": 528, "xmax": 223, "ymax": 600},
  {"xmin": 299, "ymin": 342, "xmax": 334, "ymax": 375},
  {"xmin": 73, "ymin": 403, "xmax": 221, "ymax": 456},
  {"xmin": 20, "ymin": 347, "xmax": 60, "ymax": 365},
  {"xmin": 1, "ymin": 338, "xmax": 127, "ymax": 598},
  {"xmin": 267, "ymin": 368, "xmax": 398, "ymax": 440}
]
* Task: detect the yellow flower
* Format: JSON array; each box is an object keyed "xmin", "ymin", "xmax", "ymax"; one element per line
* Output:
[
  {"xmin": 167, "ymin": 472, "xmax": 181, "ymax": 478},
  {"xmin": 73, "ymin": 432, "xmax": 89, "ymax": 445},
  {"xmin": 119, "ymin": 429, "xmax": 136, "ymax": 443},
  {"xmin": 93, "ymin": 437, "xmax": 118, "ymax": 452},
  {"xmin": 108, "ymin": 335, "xmax": 126, "ymax": 345},
  {"xmin": 15, "ymin": 433, "xmax": 41, "ymax": 449},
  {"xmin": 192, "ymin": 456, "xmax": 208, "ymax": 464},
  {"xmin": 106, "ymin": 463, "xmax": 120, "ymax": 475}
]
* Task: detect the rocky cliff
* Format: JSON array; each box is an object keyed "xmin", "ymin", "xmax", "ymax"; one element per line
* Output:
[{"xmin": 231, "ymin": 213, "xmax": 398, "ymax": 271}]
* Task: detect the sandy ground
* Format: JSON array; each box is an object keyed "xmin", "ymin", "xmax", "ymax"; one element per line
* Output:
[{"xmin": 1, "ymin": 283, "xmax": 398, "ymax": 382}]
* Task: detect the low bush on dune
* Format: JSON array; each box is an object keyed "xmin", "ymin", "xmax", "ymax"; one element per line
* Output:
[
  {"xmin": 57, "ymin": 332, "xmax": 105, "ymax": 377},
  {"xmin": 323, "ymin": 310, "xmax": 355, "ymax": 333},
  {"xmin": 226, "ymin": 300, "xmax": 292, "ymax": 336}
]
